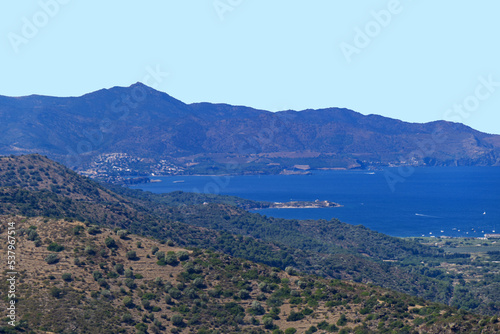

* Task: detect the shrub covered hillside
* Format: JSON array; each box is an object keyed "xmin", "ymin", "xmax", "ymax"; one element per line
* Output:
[
  {"xmin": 1, "ymin": 154, "xmax": 500, "ymax": 317},
  {"xmin": 1, "ymin": 216, "xmax": 498, "ymax": 334}
]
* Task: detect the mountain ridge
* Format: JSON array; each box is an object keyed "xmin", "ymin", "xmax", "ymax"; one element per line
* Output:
[{"xmin": 0, "ymin": 83, "xmax": 499, "ymax": 176}]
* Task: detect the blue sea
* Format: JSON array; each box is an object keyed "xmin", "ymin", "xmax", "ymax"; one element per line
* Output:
[{"xmin": 130, "ymin": 167, "xmax": 500, "ymax": 237}]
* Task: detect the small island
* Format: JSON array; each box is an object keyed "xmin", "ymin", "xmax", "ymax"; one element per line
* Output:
[{"xmin": 255, "ymin": 199, "xmax": 342, "ymax": 210}]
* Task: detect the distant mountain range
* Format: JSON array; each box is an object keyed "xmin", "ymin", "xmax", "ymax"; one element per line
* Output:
[{"xmin": 1, "ymin": 83, "xmax": 499, "ymax": 175}]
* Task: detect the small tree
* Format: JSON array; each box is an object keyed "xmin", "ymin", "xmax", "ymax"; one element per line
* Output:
[{"xmin": 151, "ymin": 246, "xmax": 159, "ymax": 255}]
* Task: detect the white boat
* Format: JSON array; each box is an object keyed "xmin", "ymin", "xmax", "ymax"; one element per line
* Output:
[{"xmin": 483, "ymin": 211, "xmax": 486, "ymax": 215}]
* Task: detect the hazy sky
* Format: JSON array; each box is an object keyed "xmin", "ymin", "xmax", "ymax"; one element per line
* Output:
[{"xmin": 1, "ymin": 1, "xmax": 499, "ymax": 134}]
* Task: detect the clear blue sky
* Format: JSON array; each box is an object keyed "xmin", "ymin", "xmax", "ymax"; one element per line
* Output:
[{"xmin": 1, "ymin": 1, "xmax": 499, "ymax": 134}]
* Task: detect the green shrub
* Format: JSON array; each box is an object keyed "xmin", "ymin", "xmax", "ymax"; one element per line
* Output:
[
  {"xmin": 177, "ymin": 251, "xmax": 189, "ymax": 261},
  {"xmin": 61, "ymin": 273, "xmax": 72, "ymax": 282},
  {"xmin": 337, "ymin": 314, "xmax": 348, "ymax": 326},
  {"xmin": 72, "ymin": 225, "xmax": 84, "ymax": 235},
  {"xmin": 193, "ymin": 277, "xmax": 205, "ymax": 289},
  {"xmin": 27, "ymin": 229, "xmax": 39, "ymax": 241},
  {"xmin": 105, "ymin": 237, "xmax": 118, "ymax": 249},
  {"xmin": 124, "ymin": 269, "xmax": 134, "ymax": 278},
  {"xmin": 93, "ymin": 271, "xmax": 103, "ymax": 281},
  {"xmin": 171, "ymin": 314, "xmax": 184, "ymax": 327},
  {"xmin": 122, "ymin": 313, "xmax": 134, "ymax": 324},
  {"xmin": 250, "ymin": 301, "xmax": 265, "ymax": 315},
  {"xmin": 135, "ymin": 323, "xmax": 148, "ymax": 331},
  {"xmin": 284, "ymin": 328, "xmax": 297, "ymax": 334},
  {"xmin": 286, "ymin": 311, "xmax": 304, "ymax": 322},
  {"xmin": 305, "ymin": 326, "xmax": 318, "ymax": 334},
  {"xmin": 165, "ymin": 252, "xmax": 178, "ymax": 266},
  {"xmin": 114, "ymin": 263, "xmax": 124, "ymax": 275},
  {"xmin": 123, "ymin": 296, "xmax": 134, "ymax": 308},
  {"xmin": 87, "ymin": 226, "xmax": 101, "ymax": 235},
  {"xmin": 50, "ymin": 287, "xmax": 63, "ymax": 298},
  {"xmin": 238, "ymin": 289, "xmax": 250, "ymax": 300},
  {"xmin": 302, "ymin": 308, "xmax": 313, "ymax": 316},
  {"xmin": 126, "ymin": 250, "xmax": 137, "ymax": 260},
  {"xmin": 156, "ymin": 251, "xmax": 165, "ymax": 261},
  {"xmin": 169, "ymin": 288, "xmax": 182, "ymax": 299},
  {"xmin": 47, "ymin": 242, "xmax": 64, "ymax": 252},
  {"xmin": 117, "ymin": 230, "xmax": 129, "ymax": 239},
  {"xmin": 98, "ymin": 278, "xmax": 109, "ymax": 288},
  {"xmin": 263, "ymin": 317, "xmax": 274, "ymax": 329},
  {"xmin": 125, "ymin": 278, "xmax": 136, "ymax": 289},
  {"xmin": 44, "ymin": 253, "xmax": 59, "ymax": 264},
  {"xmin": 84, "ymin": 245, "xmax": 96, "ymax": 255}
]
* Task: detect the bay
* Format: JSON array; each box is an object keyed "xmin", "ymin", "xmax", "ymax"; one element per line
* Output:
[{"xmin": 130, "ymin": 167, "xmax": 500, "ymax": 237}]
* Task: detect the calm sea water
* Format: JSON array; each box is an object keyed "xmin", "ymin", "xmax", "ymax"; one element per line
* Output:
[{"xmin": 130, "ymin": 167, "xmax": 500, "ymax": 237}]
